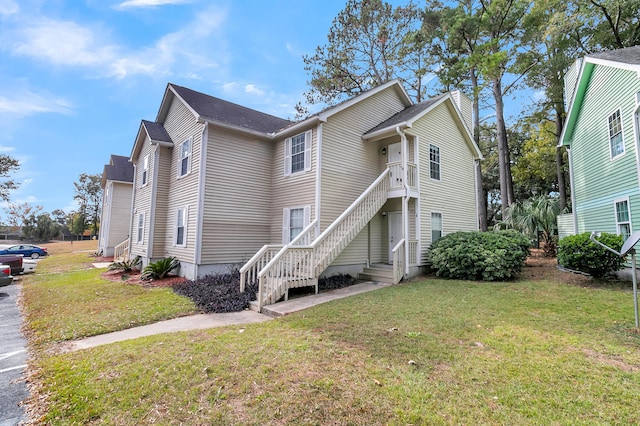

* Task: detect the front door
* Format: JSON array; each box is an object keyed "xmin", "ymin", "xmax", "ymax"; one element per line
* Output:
[
  {"xmin": 388, "ymin": 211, "xmax": 403, "ymax": 263},
  {"xmin": 388, "ymin": 142, "xmax": 402, "ymax": 188}
]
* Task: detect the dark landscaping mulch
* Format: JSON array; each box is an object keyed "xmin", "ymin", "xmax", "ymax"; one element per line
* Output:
[{"xmin": 172, "ymin": 272, "xmax": 358, "ymax": 314}]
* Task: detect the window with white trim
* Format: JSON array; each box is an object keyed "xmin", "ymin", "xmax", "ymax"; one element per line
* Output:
[
  {"xmin": 142, "ymin": 155, "xmax": 149, "ymax": 186},
  {"xmin": 608, "ymin": 109, "xmax": 624, "ymax": 158},
  {"xmin": 136, "ymin": 213, "xmax": 145, "ymax": 243},
  {"xmin": 178, "ymin": 139, "xmax": 192, "ymax": 177},
  {"xmin": 282, "ymin": 206, "xmax": 311, "ymax": 243},
  {"xmin": 615, "ymin": 199, "xmax": 631, "ymax": 240},
  {"xmin": 431, "ymin": 212, "xmax": 442, "ymax": 242},
  {"xmin": 284, "ymin": 130, "xmax": 311, "ymax": 176},
  {"xmin": 175, "ymin": 207, "xmax": 187, "ymax": 246},
  {"xmin": 430, "ymin": 144, "xmax": 440, "ymax": 180}
]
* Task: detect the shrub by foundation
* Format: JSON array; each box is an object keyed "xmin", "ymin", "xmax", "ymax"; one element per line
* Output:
[{"xmin": 429, "ymin": 230, "xmax": 530, "ymax": 281}]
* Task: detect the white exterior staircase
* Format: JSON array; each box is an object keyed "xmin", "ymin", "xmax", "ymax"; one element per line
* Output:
[{"xmin": 240, "ymin": 168, "xmax": 407, "ymax": 312}]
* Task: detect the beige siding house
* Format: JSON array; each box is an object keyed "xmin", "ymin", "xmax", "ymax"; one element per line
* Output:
[
  {"xmin": 125, "ymin": 79, "xmax": 481, "ymax": 311},
  {"xmin": 98, "ymin": 155, "xmax": 133, "ymax": 257}
]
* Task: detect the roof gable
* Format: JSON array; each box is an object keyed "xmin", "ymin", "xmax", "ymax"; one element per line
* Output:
[
  {"xmin": 130, "ymin": 120, "xmax": 174, "ymax": 161},
  {"xmin": 363, "ymin": 92, "xmax": 482, "ymax": 159},
  {"xmin": 102, "ymin": 154, "xmax": 134, "ymax": 187},
  {"xmin": 561, "ymin": 46, "xmax": 640, "ymax": 145},
  {"xmin": 161, "ymin": 84, "xmax": 294, "ymax": 135}
]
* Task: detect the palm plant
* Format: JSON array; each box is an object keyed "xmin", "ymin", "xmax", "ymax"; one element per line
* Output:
[
  {"xmin": 141, "ymin": 256, "xmax": 180, "ymax": 281},
  {"xmin": 501, "ymin": 196, "xmax": 561, "ymax": 256}
]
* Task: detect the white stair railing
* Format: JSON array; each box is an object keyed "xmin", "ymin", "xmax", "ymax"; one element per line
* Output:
[
  {"xmin": 239, "ymin": 244, "xmax": 284, "ymax": 292},
  {"xmin": 113, "ymin": 239, "xmax": 129, "ymax": 262},
  {"xmin": 255, "ymin": 169, "xmax": 390, "ymax": 310},
  {"xmin": 392, "ymin": 239, "xmax": 405, "ymax": 284}
]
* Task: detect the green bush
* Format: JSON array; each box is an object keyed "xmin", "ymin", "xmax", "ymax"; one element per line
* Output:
[
  {"xmin": 429, "ymin": 231, "xmax": 530, "ymax": 281},
  {"xmin": 557, "ymin": 232, "xmax": 625, "ymax": 278},
  {"xmin": 141, "ymin": 256, "xmax": 180, "ymax": 281}
]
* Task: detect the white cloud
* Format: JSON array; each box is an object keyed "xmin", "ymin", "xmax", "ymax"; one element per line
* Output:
[
  {"xmin": 223, "ymin": 82, "xmax": 238, "ymax": 93},
  {"xmin": 10, "ymin": 18, "xmax": 117, "ymax": 67},
  {"xmin": 245, "ymin": 84, "xmax": 264, "ymax": 96},
  {"xmin": 0, "ymin": 0, "xmax": 18, "ymax": 15},
  {"xmin": 115, "ymin": 0, "xmax": 191, "ymax": 10},
  {"xmin": 2, "ymin": 6, "xmax": 228, "ymax": 81},
  {"xmin": 0, "ymin": 90, "xmax": 73, "ymax": 118}
]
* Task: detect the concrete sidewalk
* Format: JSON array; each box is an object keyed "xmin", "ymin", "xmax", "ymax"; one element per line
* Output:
[{"xmin": 62, "ymin": 281, "xmax": 391, "ymax": 352}]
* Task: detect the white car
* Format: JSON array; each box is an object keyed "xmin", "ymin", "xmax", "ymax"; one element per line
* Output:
[{"xmin": 22, "ymin": 259, "xmax": 36, "ymax": 274}]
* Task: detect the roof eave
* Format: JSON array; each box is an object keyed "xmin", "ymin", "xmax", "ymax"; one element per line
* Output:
[
  {"xmin": 196, "ymin": 116, "xmax": 275, "ymax": 140},
  {"xmin": 560, "ymin": 62, "xmax": 595, "ymax": 147}
]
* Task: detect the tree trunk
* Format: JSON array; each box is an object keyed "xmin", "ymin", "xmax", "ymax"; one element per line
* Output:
[
  {"xmin": 492, "ymin": 77, "xmax": 514, "ymax": 218},
  {"xmin": 471, "ymin": 67, "xmax": 488, "ymax": 231},
  {"xmin": 554, "ymin": 105, "xmax": 567, "ymax": 211}
]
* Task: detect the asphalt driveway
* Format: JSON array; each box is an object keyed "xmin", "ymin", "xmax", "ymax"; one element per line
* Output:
[{"xmin": 0, "ymin": 280, "xmax": 29, "ymax": 426}]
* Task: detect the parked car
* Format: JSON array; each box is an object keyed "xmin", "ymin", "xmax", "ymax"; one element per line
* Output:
[
  {"xmin": 0, "ymin": 244, "xmax": 47, "ymax": 259},
  {"xmin": 22, "ymin": 259, "xmax": 36, "ymax": 274},
  {"xmin": 0, "ymin": 254, "xmax": 23, "ymax": 275},
  {"xmin": 0, "ymin": 264, "xmax": 13, "ymax": 287}
]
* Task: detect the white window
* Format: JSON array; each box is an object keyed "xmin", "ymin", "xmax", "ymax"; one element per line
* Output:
[
  {"xmin": 175, "ymin": 207, "xmax": 187, "ymax": 246},
  {"xmin": 178, "ymin": 139, "xmax": 191, "ymax": 177},
  {"xmin": 608, "ymin": 109, "xmax": 624, "ymax": 158},
  {"xmin": 431, "ymin": 212, "xmax": 442, "ymax": 242},
  {"xmin": 136, "ymin": 213, "xmax": 145, "ymax": 243},
  {"xmin": 282, "ymin": 206, "xmax": 311, "ymax": 243},
  {"xmin": 430, "ymin": 144, "xmax": 440, "ymax": 180},
  {"xmin": 284, "ymin": 130, "xmax": 311, "ymax": 176},
  {"xmin": 615, "ymin": 199, "xmax": 631, "ymax": 240},
  {"xmin": 142, "ymin": 155, "xmax": 149, "ymax": 186}
]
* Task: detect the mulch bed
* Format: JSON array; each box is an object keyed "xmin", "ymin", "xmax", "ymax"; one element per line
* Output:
[{"xmin": 101, "ymin": 269, "xmax": 188, "ymax": 287}]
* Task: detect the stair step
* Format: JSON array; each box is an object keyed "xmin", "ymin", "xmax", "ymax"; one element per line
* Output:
[{"xmin": 359, "ymin": 266, "xmax": 395, "ymax": 283}]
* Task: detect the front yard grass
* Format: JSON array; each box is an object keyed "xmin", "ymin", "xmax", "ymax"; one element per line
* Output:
[
  {"xmin": 22, "ymin": 251, "xmax": 640, "ymax": 425},
  {"xmin": 20, "ymin": 243, "xmax": 197, "ymax": 348}
]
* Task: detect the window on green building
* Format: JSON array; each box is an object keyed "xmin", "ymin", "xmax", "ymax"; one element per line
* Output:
[{"xmin": 615, "ymin": 199, "xmax": 631, "ymax": 240}]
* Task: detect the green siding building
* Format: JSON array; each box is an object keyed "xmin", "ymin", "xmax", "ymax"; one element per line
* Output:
[{"xmin": 560, "ymin": 46, "xmax": 640, "ymax": 241}]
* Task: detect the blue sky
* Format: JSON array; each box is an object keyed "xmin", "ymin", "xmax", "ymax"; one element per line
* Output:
[{"xmin": 1, "ymin": 0, "xmax": 394, "ymax": 218}]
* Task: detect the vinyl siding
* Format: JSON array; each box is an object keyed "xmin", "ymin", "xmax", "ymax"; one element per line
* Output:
[
  {"xmin": 158, "ymin": 97, "xmax": 201, "ymax": 263},
  {"xmin": 107, "ymin": 182, "xmax": 132, "ymax": 246},
  {"xmin": 413, "ymin": 101, "xmax": 478, "ymax": 264},
  {"xmin": 569, "ymin": 65, "xmax": 640, "ymax": 236},
  {"xmin": 130, "ymin": 138, "xmax": 155, "ymax": 258},
  {"xmin": 321, "ymin": 88, "xmax": 408, "ymax": 266},
  {"xmin": 271, "ymin": 129, "xmax": 317, "ymax": 243},
  {"xmin": 200, "ymin": 127, "xmax": 274, "ymax": 264}
]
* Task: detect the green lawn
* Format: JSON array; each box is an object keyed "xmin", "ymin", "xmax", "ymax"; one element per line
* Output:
[
  {"xmin": 20, "ymin": 251, "xmax": 197, "ymax": 348},
  {"xmin": 20, "ymin": 254, "xmax": 640, "ymax": 425}
]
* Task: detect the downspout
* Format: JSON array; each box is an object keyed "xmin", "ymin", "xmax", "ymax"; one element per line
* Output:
[
  {"xmin": 567, "ymin": 147, "xmax": 578, "ymax": 234},
  {"xmin": 396, "ymin": 126, "xmax": 410, "ymax": 278},
  {"xmin": 195, "ymin": 123, "xmax": 208, "ymax": 279},
  {"xmin": 148, "ymin": 144, "xmax": 160, "ymax": 259},
  {"xmin": 315, "ymin": 123, "xmax": 323, "ymax": 238},
  {"xmin": 128, "ymin": 163, "xmax": 137, "ymax": 259}
]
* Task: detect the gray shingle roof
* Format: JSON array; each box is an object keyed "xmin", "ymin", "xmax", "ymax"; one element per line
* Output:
[
  {"xmin": 142, "ymin": 119, "xmax": 172, "ymax": 143},
  {"xmin": 589, "ymin": 45, "xmax": 640, "ymax": 65},
  {"xmin": 169, "ymin": 84, "xmax": 294, "ymax": 134},
  {"xmin": 104, "ymin": 155, "xmax": 133, "ymax": 183},
  {"xmin": 365, "ymin": 93, "xmax": 447, "ymax": 134}
]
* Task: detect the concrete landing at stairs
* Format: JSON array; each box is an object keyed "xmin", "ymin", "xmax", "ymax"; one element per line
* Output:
[{"xmin": 254, "ymin": 281, "xmax": 393, "ymax": 317}]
